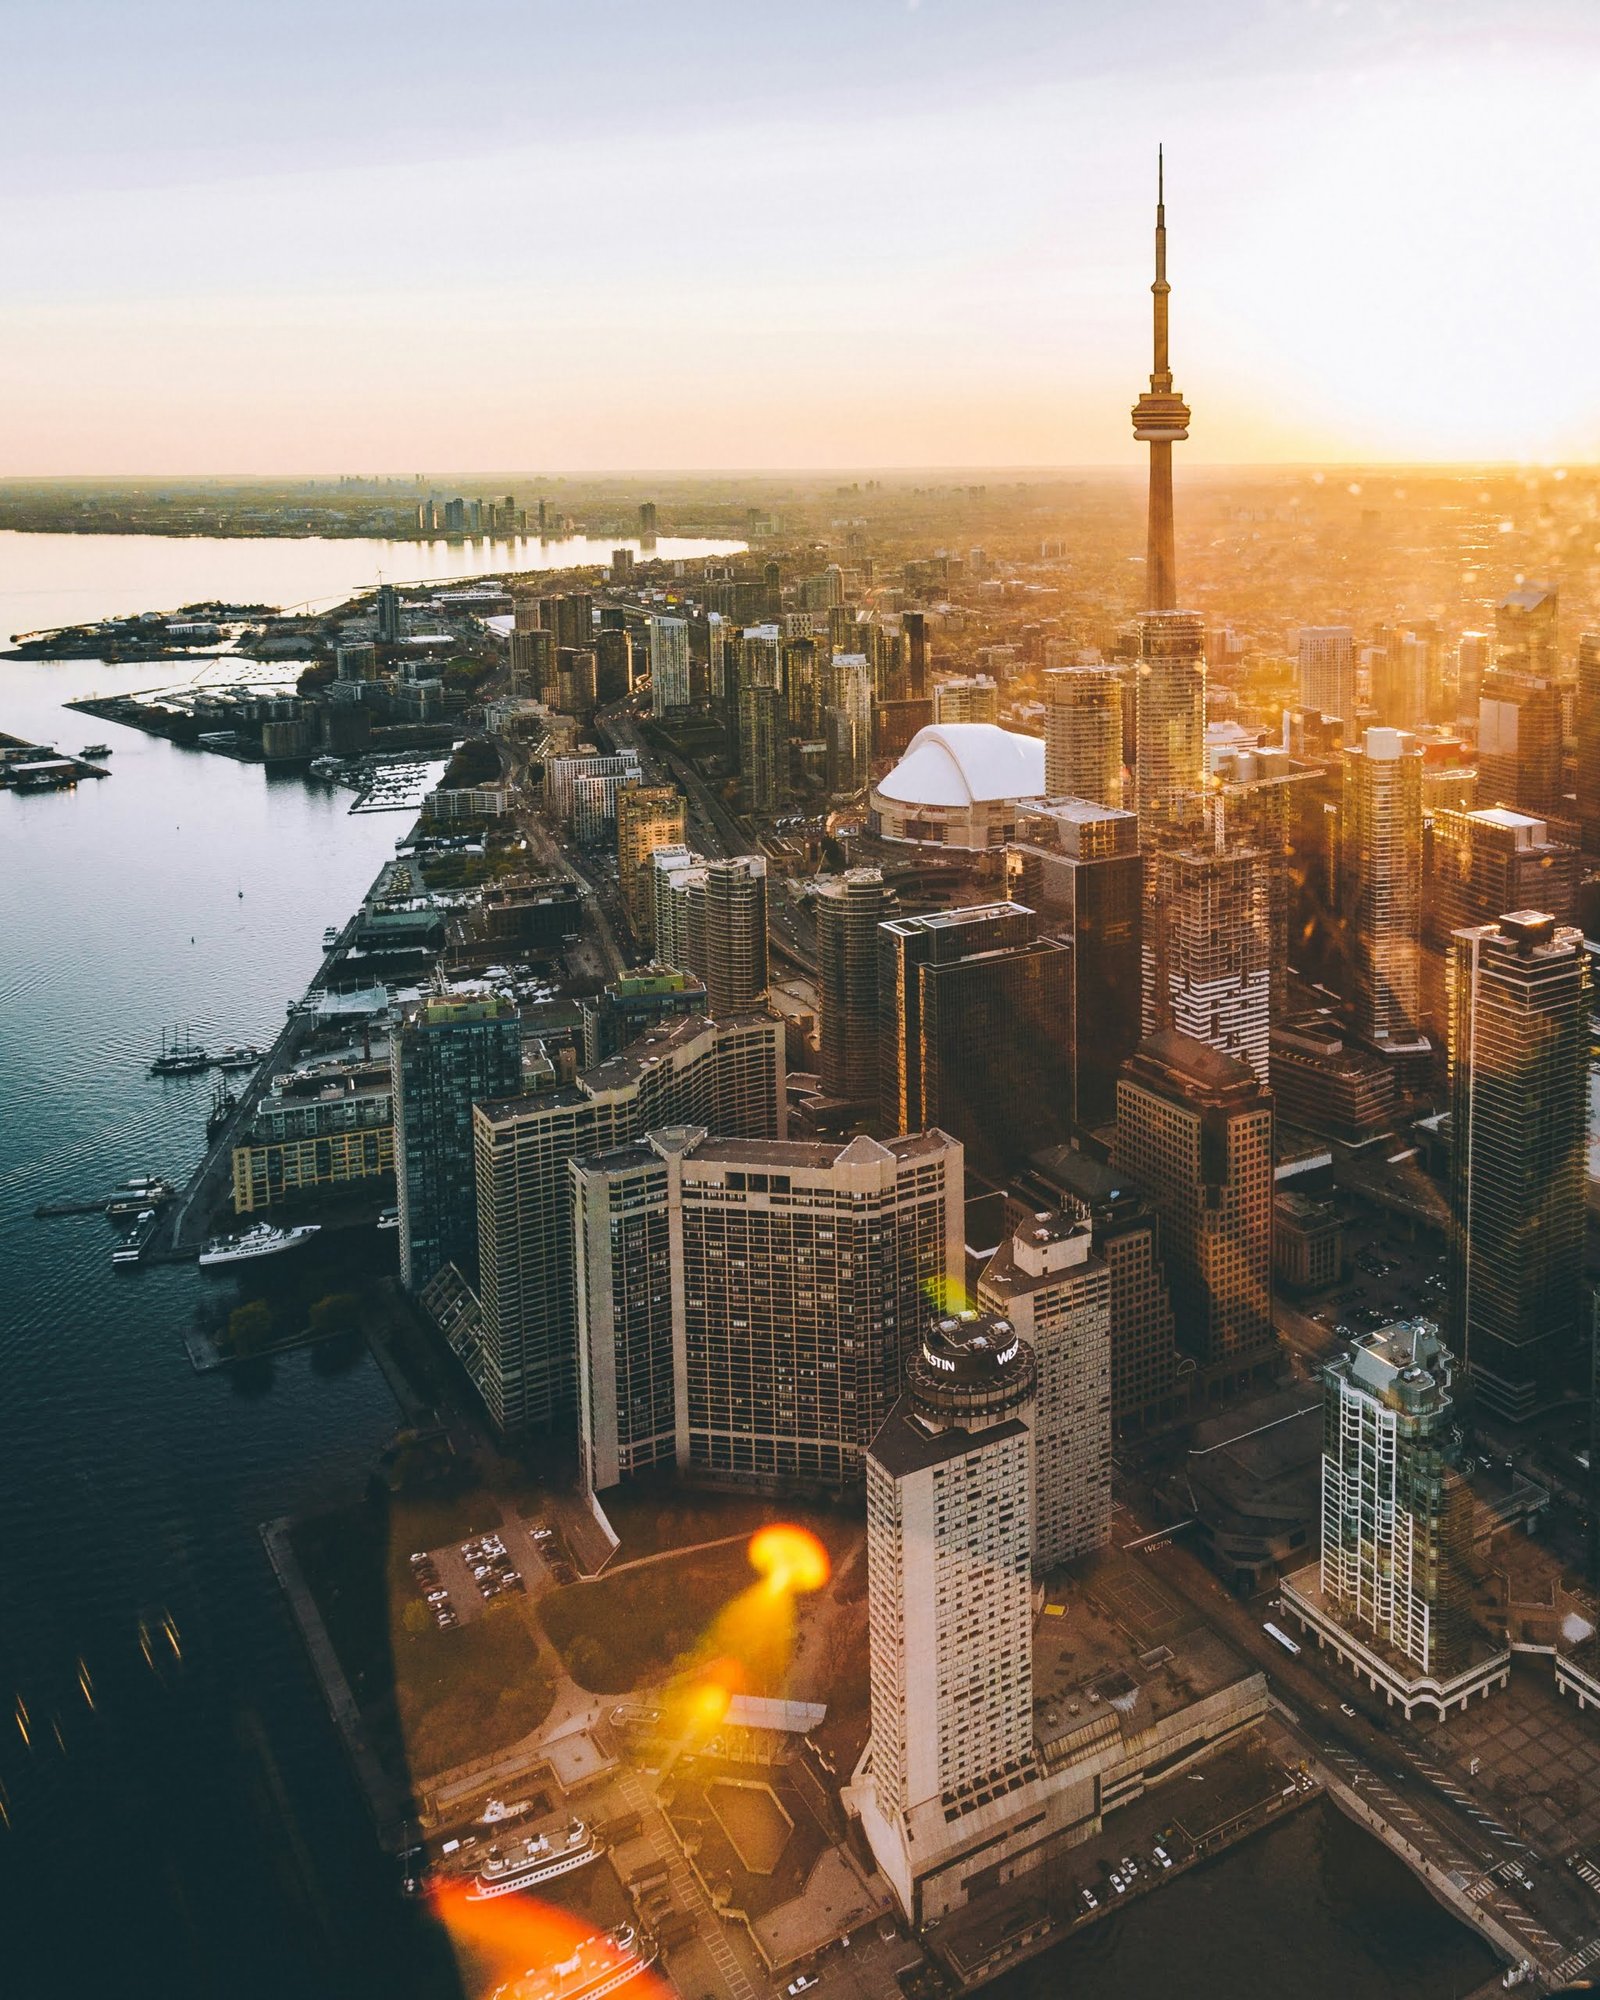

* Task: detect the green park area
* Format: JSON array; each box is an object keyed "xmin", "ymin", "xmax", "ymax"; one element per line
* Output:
[
  {"xmin": 292, "ymin": 1489, "xmax": 555, "ymax": 1784},
  {"xmin": 540, "ymin": 1540, "xmax": 757, "ymax": 1694}
]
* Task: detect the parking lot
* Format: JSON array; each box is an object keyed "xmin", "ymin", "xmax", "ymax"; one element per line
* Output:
[{"xmin": 404, "ymin": 1512, "xmax": 577, "ymax": 1633}]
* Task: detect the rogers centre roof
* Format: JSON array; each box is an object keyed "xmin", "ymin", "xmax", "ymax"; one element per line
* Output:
[{"xmin": 875, "ymin": 722, "xmax": 1046, "ymax": 807}]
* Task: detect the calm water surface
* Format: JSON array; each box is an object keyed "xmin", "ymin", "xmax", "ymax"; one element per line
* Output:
[{"xmin": 0, "ymin": 539, "xmax": 1506, "ymax": 2000}]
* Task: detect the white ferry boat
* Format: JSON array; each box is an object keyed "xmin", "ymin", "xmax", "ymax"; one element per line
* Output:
[
  {"xmin": 488, "ymin": 1926, "xmax": 656, "ymax": 2000},
  {"xmin": 198, "ymin": 1222, "xmax": 320, "ymax": 1268},
  {"xmin": 464, "ymin": 1819, "xmax": 603, "ymax": 1901}
]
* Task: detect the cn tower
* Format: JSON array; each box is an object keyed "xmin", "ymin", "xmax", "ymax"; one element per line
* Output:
[{"xmin": 1130, "ymin": 147, "xmax": 1190, "ymax": 613}]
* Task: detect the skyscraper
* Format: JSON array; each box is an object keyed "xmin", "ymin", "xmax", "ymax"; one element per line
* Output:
[
  {"xmin": 979, "ymin": 1210, "xmax": 1113, "ymax": 1568},
  {"xmin": 1142, "ymin": 828, "xmax": 1272, "ymax": 1086},
  {"xmin": 878, "ymin": 903, "xmax": 1073, "ymax": 1177},
  {"xmin": 903, "ymin": 608, "xmax": 929, "ymax": 700},
  {"xmin": 1578, "ymin": 634, "xmax": 1600, "ymax": 856},
  {"xmin": 1426, "ymin": 805, "xmax": 1580, "ymax": 947},
  {"xmin": 392, "ymin": 994, "xmax": 523, "ymax": 1292},
  {"xmin": 858, "ymin": 1311, "xmax": 1038, "ymax": 1916},
  {"xmin": 1135, "ymin": 610, "xmax": 1207, "ymax": 833},
  {"xmin": 648, "ymin": 614, "xmax": 691, "ymax": 715},
  {"xmin": 616, "ymin": 784, "xmax": 687, "ymax": 943},
  {"xmin": 1340, "ymin": 727, "xmax": 1423, "ymax": 1047},
  {"xmin": 738, "ymin": 680, "xmax": 786, "ymax": 813},
  {"xmin": 1446, "ymin": 911, "xmax": 1589, "ymax": 1420},
  {"xmin": 1477, "ymin": 664, "xmax": 1563, "ymax": 817},
  {"xmin": 652, "ymin": 851, "xmax": 770, "ymax": 1015},
  {"xmin": 814, "ymin": 867, "xmax": 887, "ymax": 1103},
  {"xmin": 572, "ymin": 1127, "xmax": 962, "ymax": 1493},
  {"xmin": 1297, "ymin": 626, "xmax": 1357, "ymax": 742},
  {"xmin": 1020, "ymin": 1147, "xmax": 1187, "ymax": 1434},
  {"xmin": 1278, "ymin": 1319, "xmax": 1495, "ymax": 1710},
  {"xmin": 1009, "ymin": 800, "xmax": 1143, "ymax": 1128},
  {"xmin": 1043, "ymin": 667, "xmax": 1123, "ymax": 807},
  {"xmin": 471, "ymin": 1012, "xmax": 785, "ymax": 1433},
  {"xmin": 1113, "ymin": 1032, "xmax": 1275, "ymax": 1395}
]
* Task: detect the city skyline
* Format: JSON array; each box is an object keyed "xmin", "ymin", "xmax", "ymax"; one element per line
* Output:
[{"xmin": 9, "ymin": 1, "xmax": 1600, "ymax": 473}]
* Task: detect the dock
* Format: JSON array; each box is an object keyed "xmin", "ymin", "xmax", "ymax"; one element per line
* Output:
[{"xmin": 1, "ymin": 730, "xmax": 110, "ymax": 789}]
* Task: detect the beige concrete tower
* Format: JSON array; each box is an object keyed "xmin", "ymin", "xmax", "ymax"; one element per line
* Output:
[{"xmin": 1131, "ymin": 148, "xmax": 1190, "ymax": 613}]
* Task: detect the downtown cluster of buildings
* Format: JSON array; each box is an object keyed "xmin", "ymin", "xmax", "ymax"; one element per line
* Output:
[{"xmin": 340, "ymin": 179, "xmax": 1600, "ymax": 1935}]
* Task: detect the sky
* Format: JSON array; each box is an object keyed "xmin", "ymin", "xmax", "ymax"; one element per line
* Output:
[{"xmin": 7, "ymin": 0, "xmax": 1600, "ymax": 475}]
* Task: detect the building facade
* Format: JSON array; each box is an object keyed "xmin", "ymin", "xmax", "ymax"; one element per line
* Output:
[
  {"xmin": 616, "ymin": 783, "xmax": 687, "ymax": 942},
  {"xmin": 1042, "ymin": 668, "xmax": 1124, "ymax": 807},
  {"xmin": 878, "ymin": 903, "xmax": 1072, "ymax": 1178},
  {"xmin": 470, "ymin": 1013, "xmax": 785, "ymax": 1433},
  {"xmin": 1446, "ymin": 912, "xmax": 1589, "ymax": 1421},
  {"xmin": 1340, "ymin": 727, "xmax": 1423, "ymax": 1048},
  {"xmin": 1113, "ymin": 1032, "xmax": 1276, "ymax": 1396},
  {"xmin": 392, "ymin": 994, "xmax": 523, "ymax": 1290},
  {"xmin": 979, "ymin": 1212, "xmax": 1113, "ymax": 1568},
  {"xmin": 572, "ymin": 1128, "xmax": 962, "ymax": 1493},
  {"xmin": 814, "ymin": 867, "xmax": 887, "ymax": 1104}
]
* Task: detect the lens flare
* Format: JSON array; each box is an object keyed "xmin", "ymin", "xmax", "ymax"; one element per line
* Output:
[
  {"xmin": 747, "ymin": 1524, "xmax": 830, "ymax": 1596},
  {"xmin": 428, "ymin": 1882, "xmax": 671, "ymax": 2000}
]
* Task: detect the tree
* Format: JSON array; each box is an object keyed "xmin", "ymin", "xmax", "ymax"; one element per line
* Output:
[
  {"xmin": 309, "ymin": 1291, "xmax": 361, "ymax": 1335},
  {"xmin": 225, "ymin": 1299, "xmax": 274, "ymax": 1355}
]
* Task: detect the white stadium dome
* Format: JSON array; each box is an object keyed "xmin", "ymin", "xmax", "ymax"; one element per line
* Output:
[
  {"xmin": 870, "ymin": 722, "xmax": 1046, "ymax": 850},
  {"xmin": 875, "ymin": 723, "xmax": 1046, "ymax": 807}
]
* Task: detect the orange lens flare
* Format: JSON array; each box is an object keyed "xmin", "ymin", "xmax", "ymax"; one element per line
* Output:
[
  {"xmin": 428, "ymin": 1884, "xmax": 671, "ymax": 2000},
  {"xmin": 746, "ymin": 1524, "xmax": 830, "ymax": 1596}
]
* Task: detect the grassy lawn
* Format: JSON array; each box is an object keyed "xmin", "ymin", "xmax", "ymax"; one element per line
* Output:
[
  {"xmin": 539, "ymin": 1541, "xmax": 759, "ymax": 1693},
  {"xmin": 291, "ymin": 1491, "xmax": 555, "ymax": 1784}
]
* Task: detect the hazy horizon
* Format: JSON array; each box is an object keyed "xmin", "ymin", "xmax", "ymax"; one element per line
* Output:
[{"xmin": 11, "ymin": 0, "xmax": 1600, "ymax": 475}]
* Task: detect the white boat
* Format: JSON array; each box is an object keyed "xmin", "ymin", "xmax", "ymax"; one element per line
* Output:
[
  {"xmin": 214, "ymin": 1044, "xmax": 262, "ymax": 1070},
  {"xmin": 488, "ymin": 1927, "xmax": 655, "ymax": 2000},
  {"xmin": 376, "ymin": 1206, "xmax": 400, "ymax": 1232},
  {"xmin": 464, "ymin": 1820, "xmax": 603, "ymax": 1901},
  {"xmin": 198, "ymin": 1222, "xmax": 320, "ymax": 1268}
]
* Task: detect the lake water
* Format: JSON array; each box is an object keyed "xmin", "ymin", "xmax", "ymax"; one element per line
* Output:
[
  {"xmin": 0, "ymin": 527, "xmax": 749, "ymax": 640},
  {"xmin": 0, "ymin": 535, "xmax": 1507, "ymax": 2000}
]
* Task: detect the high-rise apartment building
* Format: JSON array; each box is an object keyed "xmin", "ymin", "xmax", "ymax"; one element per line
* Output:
[
  {"xmin": 1280, "ymin": 1317, "xmax": 1513, "ymax": 1713},
  {"xmin": 595, "ymin": 625, "xmax": 632, "ymax": 702},
  {"xmin": 1340, "ymin": 727, "xmax": 1423, "ymax": 1047},
  {"xmin": 616, "ymin": 784, "xmax": 687, "ymax": 942},
  {"xmin": 738, "ymin": 680, "xmax": 786, "ymax": 813},
  {"xmin": 1142, "ymin": 831, "xmax": 1272, "ymax": 1086},
  {"xmin": 814, "ymin": 867, "xmax": 887, "ymax": 1103},
  {"xmin": 578, "ymin": 967, "xmax": 707, "ymax": 1067},
  {"xmin": 903, "ymin": 609, "xmax": 929, "ymax": 700},
  {"xmin": 931, "ymin": 676, "xmax": 998, "ymax": 726},
  {"xmin": 1446, "ymin": 912, "xmax": 1589, "ymax": 1420},
  {"xmin": 825, "ymin": 651, "xmax": 873, "ymax": 796},
  {"xmin": 375, "ymin": 583, "xmax": 401, "ymax": 644},
  {"xmin": 1021, "ymin": 1147, "xmax": 1187, "ymax": 1433},
  {"xmin": 470, "ymin": 1012, "xmax": 785, "ymax": 1433},
  {"xmin": 1297, "ymin": 626, "xmax": 1357, "ymax": 742},
  {"xmin": 1113, "ymin": 1032, "xmax": 1275, "ymax": 1394},
  {"xmin": 859, "ymin": 1311, "xmax": 1038, "ymax": 1916},
  {"xmin": 648, "ymin": 615, "xmax": 691, "ymax": 715},
  {"xmin": 572, "ymin": 1127, "xmax": 962, "ymax": 1493},
  {"xmin": 1316, "ymin": 1319, "xmax": 1474, "ymax": 1677},
  {"xmin": 1042, "ymin": 667, "xmax": 1123, "ymax": 807},
  {"xmin": 1456, "ymin": 632, "xmax": 1491, "ymax": 719},
  {"xmin": 1134, "ymin": 610, "xmax": 1207, "ymax": 830},
  {"xmin": 979, "ymin": 1212, "xmax": 1112, "ymax": 1568},
  {"xmin": 1495, "ymin": 582, "xmax": 1558, "ymax": 678},
  {"xmin": 878, "ymin": 903, "xmax": 1073, "ymax": 1177},
  {"xmin": 1578, "ymin": 634, "xmax": 1600, "ymax": 856},
  {"xmin": 651, "ymin": 851, "xmax": 770, "ymax": 1016},
  {"xmin": 1009, "ymin": 800, "xmax": 1142, "ymax": 1128},
  {"xmin": 392, "ymin": 995, "xmax": 523, "ymax": 1292},
  {"xmin": 1477, "ymin": 666, "xmax": 1563, "ymax": 817},
  {"xmin": 1427, "ymin": 806, "xmax": 1580, "ymax": 947},
  {"xmin": 545, "ymin": 749, "xmax": 640, "ymax": 829}
]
